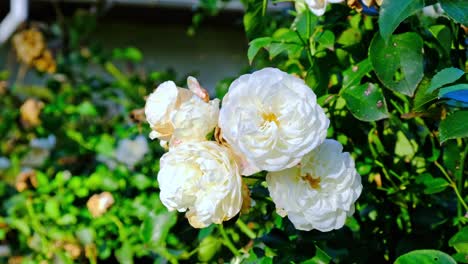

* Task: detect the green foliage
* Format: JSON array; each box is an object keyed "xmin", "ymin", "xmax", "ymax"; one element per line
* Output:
[{"xmin": 394, "ymin": 249, "xmax": 457, "ymax": 264}]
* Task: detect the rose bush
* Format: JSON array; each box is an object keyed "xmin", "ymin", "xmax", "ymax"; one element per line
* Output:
[{"xmin": 0, "ymin": 0, "xmax": 467, "ymax": 263}]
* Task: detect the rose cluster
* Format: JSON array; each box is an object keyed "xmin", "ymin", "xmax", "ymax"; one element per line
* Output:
[{"xmin": 144, "ymin": 68, "xmax": 362, "ymax": 231}]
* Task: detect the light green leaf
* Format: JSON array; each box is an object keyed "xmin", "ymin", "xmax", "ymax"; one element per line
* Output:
[
  {"xmin": 342, "ymin": 59, "xmax": 372, "ymax": 89},
  {"xmin": 440, "ymin": 110, "xmax": 468, "ymax": 143},
  {"xmin": 449, "ymin": 226, "xmax": 468, "ymax": 253},
  {"xmin": 378, "ymin": 0, "xmax": 424, "ymax": 42},
  {"xmin": 316, "ymin": 30, "xmax": 335, "ymax": 51},
  {"xmin": 369, "ymin": 32, "xmax": 424, "ymax": 96},
  {"xmin": 342, "ymin": 83, "xmax": 389, "ymax": 122},
  {"xmin": 427, "ymin": 68, "xmax": 465, "ymax": 93},
  {"xmin": 45, "ymin": 199, "xmax": 61, "ymax": 219},
  {"xmin": 394, "ymin": 249, "xmax": 456, "ymax": 264},
  {"xmin": 248, "ymin": 37, "xmax": 272, "ymax": 64},
  {"xmin": 337, "ymin": 28, "xmax": 361, "ymax": 46},
  {"xmin": 140, "ymin": 210, "xmax": 177, "ymax": 246},
  {"xmin": 439, "ymin": 0, "xmax": 468, "ymax": 26}
]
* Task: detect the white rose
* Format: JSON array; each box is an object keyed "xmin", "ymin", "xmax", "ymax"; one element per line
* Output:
[
  {"xmin": 172, "ymin": 96, "xmax": 220, "ymax": 145},
  {"xmin": 304, "ymin": 0, "xmax": 343, "ymax": 16},
  {"xmin": 145, "ymin": 78, "xmax": 219, "ymax": 147},
  {"xmin": 157, "ymin": 141, "xmax": 243, "ymax": 228},
  {"xmin": 218, "ymin": 68, "xmax": 329, "ymax": 174},
  {"xmin": 145, "ymin": 81, "xmax": 192, "ymax": 141},
  {"xmin": 266, "ymin": 139, "xmax": 362, "ymax": 232}
]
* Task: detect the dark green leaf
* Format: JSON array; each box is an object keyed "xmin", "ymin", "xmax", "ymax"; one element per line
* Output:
[
  {"xmin": 427, "ymin": 68, "xmax": 465, "ymax": 93},
  {"xmin": 378, "ymin": 0, "xmax": 424, "ymax": 41},
  {"xmin": 394, "ymin": 249, "xmax": 456, "ymax": 264},
  {"xmin": 342, "ymin": 83, "xmax": 389, "ymax": 122},
  {"xmin": 415, "ymin": 174, "xmax": 449, "ymax": 194},
  {"xmin": 369, "ymin": 32, "xmax": 424, "ymax": 96},
  {"xmin": 302, "ymin": 246, "xmax": 332, "ymax": 264},
  {"xmin": 439, "ymin": 0, "xmax": 468, "ymax": 26},
  {"xmin": 439, "ymin": 110, "xmax": 468, "ymax": 142},
  {"xmin": 429, "ymin": 25, "xmax": 452, "ymax": 56}
]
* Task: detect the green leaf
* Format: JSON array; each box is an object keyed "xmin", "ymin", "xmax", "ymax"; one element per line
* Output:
[
  {"xmin": 316, "ymin": 30, "xmax": 335, "ymax": 51},
  {"xmin": 427, "ymin": 68, "xmax": 465, "ymax": 93},
  {"xmin": 394, "ymin": 249, "xmax": 456, "ymax": 264},
  {"xmin": 45, "ymin": 199, "xmax": 61, "ymax": 219},
  {"xmin": 115, "ymin": 242, "xmax": 134, "ymax": 264},
  {"xmin": 413, "ymin": 77, "xmax": 437, "ymax": 111},
  {"xmin": 302, "ymin": 246, "xmax": 332, "ymax": 264},
  {"xmin": 292, "ymin": 9, "xmax": 317, "ymax": 41},
  {"xmin": 449, "ymin": 226, "xmax": 468, "ymax": 253},
  {"xmin": 439, "ymin": 83, "xmax": 468, "ymax": 97},
  {"xmin": 342, "ymin": 83, "xmax": 389, "ymax": 122},
  {"xmin": 337, "ymin": 28, "xmax": 362, "ymax": 46},
  {"xmin": 452, "ymin": 252, "xmax": 468, "ymax": 263},
  {"xmin": 395, "ymin": 131, "xmax": 418, "ymax": 161},
  {"xmin": 369, "ymin": 32, "xmax": 424, "ymax": 96},
  {"xmin": 439, "ymin": 110, "xmax": 468, "ymax": 143},
  {"xmin": 429, "ymin": 25, "xmax": 452, "ymax": 56},
  {"xmin": 378, "ymin": 0, "xmax": 424, "ymax": 42},
  {"xmin": 248, "ymin": 37, "xmax": 272, "ymax": 64},
  {"xmin": 415, "ymin": 173, "xmax": 449, "ymax": 194},
  {"xmin": 439, "ymin": 0, "xmax": 468, "ymax": 26},
  {"xmin": 342, "ymin": 59, "xmax": 373, "ymax": 89}
]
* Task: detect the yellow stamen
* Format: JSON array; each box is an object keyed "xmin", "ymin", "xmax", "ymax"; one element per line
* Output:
[
  {"xmin": 261, "ymin": 112, "xmax": 279, "ymax": 126},
  {"xmin": 302, "ymin": 173, "xmax": 321, "ymax": 190}
]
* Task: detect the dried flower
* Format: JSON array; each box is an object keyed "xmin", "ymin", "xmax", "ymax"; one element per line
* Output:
[
  {"xmin": 87, "ymin": 192, "xmax": 115, "ymax": 218},
  {"xmin": 20, "ymin": 98, "xmax": 44, "ymax": 128}
]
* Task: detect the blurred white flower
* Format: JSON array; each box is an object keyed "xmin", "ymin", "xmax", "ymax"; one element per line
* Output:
[
  {"xmin": 0, "ymin": 157, "xmax": 10, "ymax": 170},
  {"xmin": 422, "ymin": 3, "xmax": 444, "ymax": 18},
  {"xmin": 266, "ymin": 139, "xmax": 362, "ymax": 231},
  {"xmin": 115, "ymin": 135, "xmax": 149, "ymax": 169},
  {"xmin": 304, "ymin": 0, "xmax": 344, "ymax": 16},
  {"xmin": 22, "ymin": 134, "xmax": 56, "ymax": 167},
  {"xmin": 30, "ymin": 134, "xmax": 56, "ymax": 150},
  {"xmin": 218, "ymin": 68, "xmax": 329, "ymax": 175},
  {"xmin": 158, "ymin": 141, "xmax": 243, "ymax": 228},
  {"xmin": 145, "ymin": 77, "xmax": 219, "ymax": 147}
]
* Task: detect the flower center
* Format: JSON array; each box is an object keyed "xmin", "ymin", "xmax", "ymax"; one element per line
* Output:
[
  {"xmin": 261, "ymin": 112, "xmax": 279, "ymax": 126},
  {"xmin": 302, "ymin": 173, "xmax": 321, "ymax": 190}
]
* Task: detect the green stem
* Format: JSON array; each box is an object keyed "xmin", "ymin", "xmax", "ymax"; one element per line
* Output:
[
  {"xmin": 456, "ymin": 143, "xmax": 468, "ymax": 198},
  {"xmin": 435, "ymin": 161, "xmax": 468, "ymax": 211},
  {"xmin": 294, "ymin": 30, "xmax": 314, "ymax": 67},
  {"xmin": 218, "ymin": 224, "xmax": 240, "ymax": 256},
  {"xmin": 236, "ymin": 219, "xmax": 256, "ymax": 239}
]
